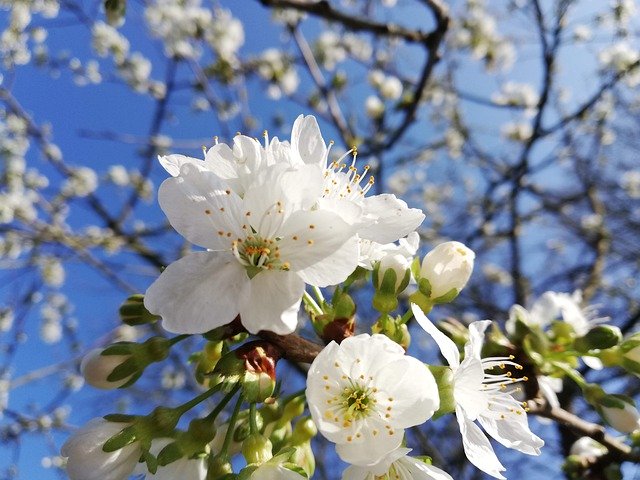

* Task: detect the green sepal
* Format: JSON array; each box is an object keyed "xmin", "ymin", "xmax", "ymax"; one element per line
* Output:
[
  {"xmin": 574, "ymin": 325, "xmax": 623, "ymax": 353},
  {"xmin": 428, "ymin": 365, "xmax": 455, "ymax": 419},
  {"xmin": 373, "ymin": 290, "xmax": 398, "ymax": 315},
  {"xmin": 432, "ymin": 287, "xmax": 459, "ymax": 305},
  {"xmin": 410, "ymin": 257, "xmax": 421, "ymax": 283},
  {"xmin": 119, "ymin": 294, "xmax": 159, "ymax": 326},
  {"xmin": 107, "ymin": 357, "xmax": 139, "ymax": 382},
  {"xmin": 281, "ymin": 462, "xmax": 309, "ymax": 478},
  {"xmin": 103, "ymin": 413, "xmax": 136, "ymax": 423},
  {"xmin": 102, "ymin": 425, "xmax": 137, "ymax": 452},
  {"xmin": 156, "ymin": 441, "xmax": 183, "ymax": 466},
  {"xmin": 333, "ymin": 292, "xmax": 356, "ymax": 319},
  {"xmin": 143, "ymin": 450, "xmax": 158, "ymax": 475},
  {"xmin": 408, "ymin": 291, "xmax": 433, "ymax": 315},
  {"xmin": 417, "ymin": 277, "xmax": 432, "ymax": 297},
  {"xmin": 101, "ymin": 342, "xmax": 135, "ymax": 356}
]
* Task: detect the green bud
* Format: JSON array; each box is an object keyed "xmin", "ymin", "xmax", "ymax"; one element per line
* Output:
[
  {"xmin": 372, "ymin": 315, "xmax": 411, "ymax": 350},
  {"xmin": 282, "ymin": 396, "xmax": 305, "ymax": 423},
  {"xmin": 620, "ymin": 333, "xmax": 640, "ymax": 375},
  {"xmin": 562, "ymin": 455, "xmax": 587, "ymax": 479},
  {"xmin": 242, "ymin": 433, "xmax": 273, "ymax": 464},
  {"xmin": 574, "ymin": 325, "xmax": 623, "ymax": 352},
  {"xmin": 207, "ymin": 455, "xmax": 233, "ymax": 479},
  {"xmin": 290, "ymin": 443, "xmax": 315, "ymax": 478},
  {"xmin": 290, "ymin": 417, "xmax": 317, "ymax": 445},
  {"xmin": 118, "ymin": 294, "xmax": 159, "ymax": 326}
]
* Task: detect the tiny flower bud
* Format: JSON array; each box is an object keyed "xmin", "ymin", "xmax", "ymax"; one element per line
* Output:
[
  {"xmin": 595, "ymin": 393, "xmax": 640, "ymax": 433},
  {"xmin": 211, "ymin": 341, "xmax": 281, "ymax": 403},
  {"xmin": 419, "ymin": 241, "xmax": 475, "ymax": 302},
  {"xmin": 80, "ymin": 348, "xmax": 134, "ymax": 389},
  {"xmin": 569, "ymin": 436, "xmax": 607, "ymax": 458},
  {"xmin": 119, "ymin": 294, "xmax": 160, "ymax": 326},
  {"xmin": 242, "ymin": 432, "xmax": 273, "ymax": 464},
  {"xmin": 574, "ymin": 325, "xmax": 623, "ymax": 352}
]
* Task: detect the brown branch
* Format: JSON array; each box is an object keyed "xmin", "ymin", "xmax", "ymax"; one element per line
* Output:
[
  {"xmin": 258, "ymin": 330, "xmax": 324, "ymax": 364},
  {"xmin": 527, "ymin": 398, "xmax": 640, "ymax": 464},
  {"xmin": 258, "ymin": 0, "xmax": 440, "ymax": 45}
]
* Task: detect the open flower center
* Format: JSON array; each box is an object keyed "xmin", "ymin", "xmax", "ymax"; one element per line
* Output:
[
  {"xmin": 342, "ymin": 384, "xmax": 374, "ymax": 419},
  {"xmin": 480, "ymin": 355, "xmax": 530, "ymax": 420},
  {"xmin": 232, "ymin": 235, "xmax": 290, "ymax": 278}
]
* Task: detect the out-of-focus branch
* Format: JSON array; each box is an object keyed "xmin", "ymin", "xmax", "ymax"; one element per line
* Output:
[
  {"xmin": 528, "ymin": 398, "xmax": 640, "ymax": 463},
  {"xmin": 258, "ymin": 0, "xmax": 440, "ymax": 45},
  {"xmin": 258, "ymin": 330, "xmax": 323, "ymax": 364}
]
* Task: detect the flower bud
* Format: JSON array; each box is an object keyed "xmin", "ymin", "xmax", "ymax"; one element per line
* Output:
[
  {"xmin": 119, "ymin": 294, "xmax": 160, "ymax": 326},
  {"xmin": 372, "ymin": 254, "xmax": 412, "ymax": 314},
  {"xmin": 242, "ymin": 433, "xmax": 273, "ymax": 464},
  {"xmin": 569, "ymin": 436, "xmax": 607, "ymax": 458},
  {"xmin": 574, "ymin": 325, "xmax": 623, "ymax": 353},
  {"xmin": 80, "ymin": 348, "xmax": 134, "ymax": 389},
  {"xmin": 372, "ymin": 315, "xmax": 411, "ymax": 350},
  {"xmin": 419, "ymin": 241, "xmax": 475, "ymax": 302},
  {"xmin": 211, "ymin": 341, "xmax": 281, "ymax": 403},
  {"xmin": 207, "ymin": 455, "xmax": 234, "ymax": 479},
  {"xmin": 620, "ymin": 333, "xmax": 640, "ymax": 375},
  {"xmin": 595, "ymin": 393, "xmax": 640, "ymax": 433},
  {"xmin": 310, "ymin": 292, "xmax": 356, "ymax": 344},
  {"xmin": 62, "ymin": 418, "xmax": 140, "ymax": 480}
]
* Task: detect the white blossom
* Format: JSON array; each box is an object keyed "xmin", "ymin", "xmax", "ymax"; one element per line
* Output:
[
  {"xmin": 379, "ymin": 76, "xmax": 403, "ymax": 101},
  {"xmin": 413, "ymin": 304, "xmax": 544, "ymax": 480},
  {"xmin": 420, "ymin": 241, "xmax": 474, "ymax": 299},
  {"xmin": 80, "ymin": 348, "xmax": 133, "ymax": 390},
  {"xmin": 365, "ymin": 95, "xmax": 384, "ymax": 119},
  {"xmin": 307, "ymin": 333, "xmax": 440, "ymax": 466}
]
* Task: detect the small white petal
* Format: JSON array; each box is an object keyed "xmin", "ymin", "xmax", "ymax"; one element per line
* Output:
[
  {"xmin": 455, "ymin": 406, "xmax": 506, "ymax": 480},
  {"xmin": 358, "ymin": 194, "xmax": 425, "ymax": 244},
  {"xmin": 158, "ymin": 154, "xmax": 203, "ymax": 177},
  {"xmin": 239, "ymin": 270, "xmax": 304, "ymax": 334},
  {"xmin": 297, "ymin": 235, "xmax": 359, "ymax": 287},
  {"xmin": 291, "ymin": 114, "xmax": 327, "ymax": 168},
  {"xmin": 411, "ymin": 304, "xmax": 460, "ymax": 368},
  {"xmin": 478, "ymin": 413, "xmax": 544, "ymax": 456}
]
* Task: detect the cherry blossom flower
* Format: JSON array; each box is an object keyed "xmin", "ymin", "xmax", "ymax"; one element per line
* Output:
[
  {"xmin": 145, "ymin": 162, "xmax": 358, "ymax": 335},
  {"xmin": 61, "ymin": 418, "xmax": 140, "ymax": 480},
  {"xmin": 306, "ymin": 334, "xmax": 439, "ymax": 466},
  {"xmin": 342, "ymin": 447, "xmax": 453, "ymax": 480},
  {"xmin": 412, "ymin": 304, "xmax": 544, "ymax": 480}
]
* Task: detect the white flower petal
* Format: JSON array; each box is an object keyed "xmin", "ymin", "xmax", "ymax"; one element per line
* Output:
[
  {"xmin": 249, "ymin": 464, "xmax": 306, "ymax": 480},
  {"xmin": 158, "ymin": 169, "xmax": 243, "ymax": 250},
  {"xmin": 411, "ymin": 304, "xmax": 460, "ymax": 368},
  {"xmin": 291, "ymin": 114, "xmax": 327, "ymax": 167},
  {"xmin": 336, "ymin": 428, "xmax": 403, "ymax": 466},
  {"xmin": 358, "ymin": 194, "xmax": 425, "ymax": 244},
  {"xmin": 239, "ymin": 270, "xmax": 304, "ymax": 334},
  {"xmin": 279, "ymin": 209, "xmax": 357, "ymax": 274},
  {"xmin": 158, "ymin": 154, "xmax": 204, "ymax": 177},
  {"xmin": 398, "ymin": 456, "xmax": 454, "ymax": 480},
  {"xmin": 455, "ymin": 406, "xmax": 506, "ymax": 480},
  {"xmin": 466, "ymin": 320, "xmax": 492, "ymax": 359},
  {"xmin": 145, "ymin": 252, "xmax": 249, "ymax": 334},
  {"xmin": 374, "ymin": 356, "xmax": 439, "ymax": 427},
  {"xmin": 297, "ymin": 235, "xmax": 359, "ymax": 287},
  {"xmin": 478, "ymin": 412, "xmax": 544, "ymax": 456},
  {"xmin": 583, "ymin": 356, "xmax": 604, "ymax": 370}
]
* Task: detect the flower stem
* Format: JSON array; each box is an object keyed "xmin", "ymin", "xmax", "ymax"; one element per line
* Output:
[
  {"xmin": 552, "ymin": 361, "xmax": 587, "ymax": 389},
  {"xmin": 220, "ymin": 393, "xmax": 244, "ymax": 456},
  {"xmin": 249, "ymin": 402, "xmax": 258, "ymax": 435},
  {"xmin": 175, "ymin": 383, "xmax": 222, "ymax": 416},
  {"xmin": 312, "ymin": 285, "xmax": 325, "ymax": 304},
  {"xmin": 168, "ymin": 334, "xmax": 190, "ymax": 346},
  {"xmin": 204, "ymin": 383, "xmax": 241, "ymax": 423},
  {"xmin": 303, "ymin": 290, "xmax": 322, "ymax": 315},
  {"xmin": 398, "ymin": 308, "xmax": 414, "ymax": 325}
]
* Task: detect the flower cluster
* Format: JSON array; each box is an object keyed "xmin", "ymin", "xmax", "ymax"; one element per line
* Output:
[{"xmin": 144, "ymin": 115, "xmax": 424, "ymax": 335}]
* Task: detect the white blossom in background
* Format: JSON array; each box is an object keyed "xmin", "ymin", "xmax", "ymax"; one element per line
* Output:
[
  {"xmin": 144, "ymin": 0, "xmax": 212, "ymax": 59},
  {"xmin": 107, "ymin": 165, "xmax": 130, "ymax": 186},
  {"xmin": 61, "ymin": 418, "xmax": 140, "ymax": 480},
  {"xmin": 315, "ymin": 31, "xmax": 347, "ymax": 70},
  {"xmin": 62, "ymin": 167, "xmax": 98, "ymax": 197},
  {"xmin": 379, "ymin": 76, "xmax": 403, "ymax": 101},
  {"xmin": 91, "ymin": 22, "xmax": 129, "ymax": 62},
  {"xmin": 342, "ymin": 447, "xmax": 453, "ymax": 480},
  {"xmin": 412, "ymin": 304, "xmax": 544, "ymax": 479},
  {"xmin": 206, "ymin": 8, "xmax": 244, "ymax": 62},
  {"xmin": 573, "ymin": 25, "xmax": 593, "ymax": 42},
  {"xmin": 365, "ymin": 95, "xmax": 385, "ymax": 119},
  {"xmin": 307, "ymin": 334, "xmax": 439, "ymax": 466},
  {"xmin": 450, "ymin": 2, "xmax": 515, "ymax": 71},
  {"xmin": 257, "ymin": 49, "xmax": 300, "ymax": 99},
  {"xmin": 598, "ymin": 41, "xmax": 640, "ymax": 86},
  {"xmin": 621, "ymin": 170, "xmax": 640, "ymax": 198},
  {"xmin": 0, "ymin": 307, "xmax": 13, "ymax": 332},
  {"xmin": 501, "ymin": 122, "xmax": 532, "ymax": 142},
  {"xmin": 492, "ymin": 81, "xmax": 538, "ymax": 116}
]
